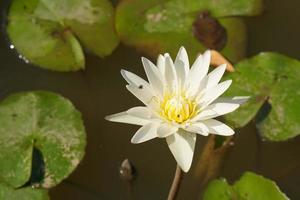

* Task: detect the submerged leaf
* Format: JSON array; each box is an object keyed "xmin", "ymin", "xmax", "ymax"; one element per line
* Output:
[
  {"xmin": 203, "ymin": 172, "xmax": 289, "ymax": 200},
  {"xmin": 0, "ymin": 91, "xmax": 86, "ymax": 188},
  {"xmin": 224, "ymin": 53, "xmax": 300, "ymax": 141},
  {"xmin": 7, "ymin": 0, "xmax": 119, "ymax": 71},
  {"xmin": 0, "ymin": 183, "xmax": 49, "ymax": 200},
  {"xmin": 116, "ymin": 0, "xmax": 263, "ymax": 62}
]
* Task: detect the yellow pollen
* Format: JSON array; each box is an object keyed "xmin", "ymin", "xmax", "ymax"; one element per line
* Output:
[{"xmin": 160, "ymin": 93, "xmax": 198, "ymax": 123}]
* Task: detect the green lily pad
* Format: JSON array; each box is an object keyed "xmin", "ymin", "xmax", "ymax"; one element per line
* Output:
[
  {"xmin": 224, "ymin": 52, "xmax": 300, "ymax": 141},
  {"xmin": 7, "ymin": 0, "xmax": 119, "ymax": 71},
  {"xmin": 115, "ymin": 0, "xmax": 263, "ymax": 62},
  {"xmin": 203, "ymin": 172, "xmax": 289, "ymax": 200},
  {"xmin": 0, "ymin": 91, "xmax": 86, "ymax": 188},
  {"xmin": 0, "ymin": 183, "xmax": 49, "ymax": 200}
]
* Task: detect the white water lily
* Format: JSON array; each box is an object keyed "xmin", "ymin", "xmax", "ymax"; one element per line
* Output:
[{"xmin": 106, "ymin": 47, "xmax": 248, "ymax": 172}]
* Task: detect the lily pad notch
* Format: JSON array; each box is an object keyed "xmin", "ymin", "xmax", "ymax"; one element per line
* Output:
[
  {"xmin": 0, "ymin": 91, "xmax": 86, "ymax": 193},
  {"xmin": 224, "ymin": 52, "xmax": 300, "ymax": 141},
  {"xmin": 6, "ymin": 0, "xmax": 119, "ymax": 71}
]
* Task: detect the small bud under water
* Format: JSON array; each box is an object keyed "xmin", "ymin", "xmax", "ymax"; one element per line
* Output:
[{"xmin": 119, "ymin": 159, "xmax": 136, "ymax": 182}]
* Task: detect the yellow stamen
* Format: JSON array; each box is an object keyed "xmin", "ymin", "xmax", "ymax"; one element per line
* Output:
[{"xmin": 160, "ymin": 93, "xmax": 198, "ymax": 123}]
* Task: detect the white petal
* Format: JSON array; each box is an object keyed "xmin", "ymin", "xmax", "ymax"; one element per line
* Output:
[
  {"xmin": 121, "ymin": 69, "xmax": 156, "ymax": 103},
  {"xmin": 194, "ymin": 63, "xmax": 227, "ymax": 96},
  {"xmin": 202, "ymin": 50, "xmax": 211, "ymax": 72},
  {"xmin": 105, "ymin": 112, "xmax": 150, "ymax": 126},
  {"xmin": 187, "ymin": 50, "xmax": 210, "ymax": 96},
  {"xmin": 126, "ymin": 84, "xmax": 156, "ymax": 106},
  {"xmin": 195, "ymin": 75, "xmax": 208, "ymax": 97},
  {"xmin": 185, "ymin": 122, "xmax": 209, "ymax": 136},
  {"xmin": 206, "ymin": 64, "xmax": 227, "ymax": 89},
  {"xmin": 157, "ymin": 54, "xmax": 165, "ymax": 75},
  {"xmin": 175, "ymin": 46, "xmax": 189, "ymax": 71},
  {"xmin": 142, "ymin": 57, "xmax": 164, "ymax": 97},
  {"xmin": 199, "ymin": 80, "xmax": 232, "ymax": 108},
  {"xmin": 165, "ymin": 55, "xmax": 178, "ymax": 93},
  {"xmin": 166, "ymin": 130, "xmax": 196, "ymax": 172},
  {"xmin": 214, "ymin": 96, "xmax": 250, "ymax": 105},
  {"xmin": 127, "ymin": 106, "xmax": 153, "ymax": 119},
  {"xmin": 186, "ymin": 55, "xmax": 203, "ymax": 93},
  {"xmin": 131, "ymin": 123, "xmax": 159, "ymax": 144},
  {"xmin": 203, "ymin": 119, "xmax": 234, "ymax": 136},
  {"xmin": 121, "ymin": 69, "xmax": 150, "ymax": 88},
  {"xmin": 157, "ymin": 123, "xmax": 178, "ymax": 138},
  {"xmin": 193, "ymin": 102, "xmax": 240, "ymax": 121},
  {"xmin": 175, "ymin": 47, "xmax": 189, "ymax": 85},
  {"xmin": 175, "ymin": 60, "xmax": 187, "ymax": 87}
]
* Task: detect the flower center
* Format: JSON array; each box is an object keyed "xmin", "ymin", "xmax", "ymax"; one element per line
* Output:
[{"xmin": 160, "ymin": 94, "xmax": 198, "ymax": 123}]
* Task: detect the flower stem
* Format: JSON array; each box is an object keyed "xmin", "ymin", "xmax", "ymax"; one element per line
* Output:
[
  {"xmin": 167, "ymin": 164, "xmax": 183, "ymax": 200},
  {"xmin": 195, "ymin": 135, "xmax": 234, "ymax": 187}
]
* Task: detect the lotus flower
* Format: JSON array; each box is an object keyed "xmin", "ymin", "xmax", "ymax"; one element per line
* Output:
[{"xmin": 106, "ymin": 47, "xmax": 248, "ymax": 172}]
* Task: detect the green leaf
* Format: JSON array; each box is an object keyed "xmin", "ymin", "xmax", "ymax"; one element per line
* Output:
[
  {"xmin": 224, "ymin": 52, "xmax": 300, "ymax": 141},
  {"xmin": 7, "ymin": 0, "xmax": 119, "ymax": 71},
  {"xmin": 203, "ymin": 172, "xmax": 289, "ymax": 200},
  {"xmin": 115, "ymin": 0, "xmax": 263, "ymax": 62},
  {"xmin": 202, "ymin": 179, "xmax": 234, "ymax": 200},
  {"xmin": 0, "ymin": 91, "xmax": 86, "ymax": 188},
  {"xmin": 0, "ymin": 183, "xmax": 49, "ymax": 200}
]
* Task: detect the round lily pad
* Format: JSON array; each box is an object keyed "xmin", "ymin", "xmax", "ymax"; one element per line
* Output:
[
  {"xmin": 223, "ymin": 52, "xmax": 300, "ymax": 141},
  {"xmin": 0, "ymin": 91, "xmax": 86, "ymax": 188},
  {"xmin": 203, "ymin": 172, "xmax": 289, "ymax": 200},
  {"xmin": 115, "ymin": 0, "xmax": 263, "ymax": 62},
  {"xmin": 6, "ymin": 0, "xmax": 119, "ymax": 71},
  {"xmin": 0, "ymin": 183, "xmax": 49, "ymax": 200}
]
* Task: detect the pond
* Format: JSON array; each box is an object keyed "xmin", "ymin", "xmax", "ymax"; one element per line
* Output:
[{"xmin": 0, "ymin": 0, "xmax": 300, "ymax": 199}]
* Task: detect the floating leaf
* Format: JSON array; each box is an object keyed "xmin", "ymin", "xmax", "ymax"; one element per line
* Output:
[
  {"xmin": 0, "ymin": 183, "xmax": 49, "ymax": 200},
  {"xmin": 0, "ymin": 91, "xmax": 86, "ymax": 188},
  {"xmin": 115, "ymin": 0, "xmax": 263, "ymax": 62},
  {"xmin": 224, "ymin": 52, "xmax": 300, "ymax": 141},
  {"xmin": 7, "ymin": 0, "xmax": 119, "ymax": 71},
  {"xmin": 203, "ymin": 172, "xmax": 289, "ymax": 200}
]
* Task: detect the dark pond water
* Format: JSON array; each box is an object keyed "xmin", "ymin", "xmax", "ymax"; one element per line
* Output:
[{"xmin": 0, "ymin": 0, "xmax": 300, "ymax": 199}]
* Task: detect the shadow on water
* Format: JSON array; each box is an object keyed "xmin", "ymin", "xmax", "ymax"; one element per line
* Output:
[{"xmin": 0, "ymin": 0, "xmax": 300, "ymax": 199}]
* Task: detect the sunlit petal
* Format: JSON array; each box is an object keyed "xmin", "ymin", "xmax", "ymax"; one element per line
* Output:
[
  {"xmin": 203, "ymin": 119, "xmax": 235, "ymax": 136},
  {"xmin": 175, "ymin": 46, "xmax": 189, "ymax": 71},
  {"xmin": 157, "ymin": 123, "xmax": 178, "ymax": 138},
  {"xmin": 142, "ymin": 57, "xmax": 164, "ymax": 97},
  {"xmin": 187, "ymin": 50, "xmax": 210, "ymax": 96},
  {"xmin": 166, "ymin": 130, "xmax": 196, "ymax": 172},
  {"xmin": 126, "ymin": 84, "xmax": 156, "ymax": 106},
  {"xmin": 165, "ymin": 55, "xmax": 178, "ymax": 93},
  {"xmin": 105, "ymin": 112, "xmax": 150, "ymax": 126},
  {"xmin": 157, "ymin": 54, "xmax": 165, "ymax": 75},
  {"xmin": 121, "ymin": 69, "xmax": 149, "ymax": 88},
  {"xmin": 206, "ymin": 64, "xmax": 227, "ymax": 89},
  {"xmin": 192, "ymin": 102, "xmax": 239, "ymax": 121},
  {"xmin": 185, "ymin": 122, "xmax": 209, "ymax": 136},
  {"xmin": 214, "ymin": 96, "xmax": 250, "ymax": 104},
  {"xmin": 131, "ymin": 123, "xmax": 160, "ymax": 144},
  {"xmin": 199, "ymin": 80, "xmax": 232, "ymax": 108},
  {"xmin": 127, "ymin": 106, "xmax": 153, "ymax": 119},
  {"xmin": 175, "ymin": 47, "xmax": 189, "ymax": 86}
]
